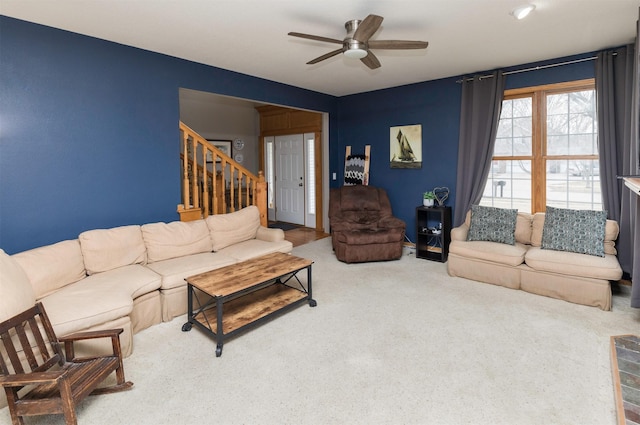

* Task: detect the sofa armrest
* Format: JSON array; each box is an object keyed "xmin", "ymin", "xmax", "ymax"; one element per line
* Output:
[
  {"xmin": 377, "ymin": 216, "xmax": 406, "ymax": 229},
  {"xmin": 451, "ymin": 224, "xmax": 469, "ymax": 241},
  {"xmin": 255, "ymin": 226, "xmax": 285, "ymax": 242}
]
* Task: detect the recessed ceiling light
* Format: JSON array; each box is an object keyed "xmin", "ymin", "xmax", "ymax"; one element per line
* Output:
[{"xmin": 511, "ymin": 4, "xmax": 536, "ymax": 20}]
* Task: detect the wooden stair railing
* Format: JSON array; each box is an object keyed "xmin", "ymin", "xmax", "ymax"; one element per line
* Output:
[{"xmin": 178, "ymin": 121, "xmax": 267, "ymax": 226}]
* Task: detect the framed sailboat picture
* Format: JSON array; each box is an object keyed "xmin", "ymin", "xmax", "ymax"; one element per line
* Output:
[{"xmin": 390, "ymin": 124, "xmax": 422, "ymax": 169}]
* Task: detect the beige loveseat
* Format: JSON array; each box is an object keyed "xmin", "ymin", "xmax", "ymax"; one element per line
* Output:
[
  {"xmin": 447, "ymin": 210, "xmax": 623, "ymax": 310},
  {"xmin": 0, "ymin": 206, "xmax": 292, "ymax": 362}
]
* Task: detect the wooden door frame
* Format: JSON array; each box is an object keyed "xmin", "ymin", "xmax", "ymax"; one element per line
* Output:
[{"xmin": 257, "ymin": 106, "xmax": 324, "ymax": 230}]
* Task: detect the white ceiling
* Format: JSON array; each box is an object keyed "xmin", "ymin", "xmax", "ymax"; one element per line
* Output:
[{"xmin": 1, "ymin": 0, "xmax": 638, "ymax": 97}]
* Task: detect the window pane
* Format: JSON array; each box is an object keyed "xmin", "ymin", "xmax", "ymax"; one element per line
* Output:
[
  {"xmin": 547, "ymin": 135, "xmax": 568, "ymax": 155},
  {"xmin": 480, "ymin": 160, "xmax": 531, "ymax": 211},
  {"xmin": 512, "ymin": 97, "xmax": 532, "ymax": 117},
  {"xmin": 569, "ymin": 134, "xmax": 597, "ymax": 155},
  {"xmin": 546, "ymin": 159, "xmax": 602, "ymax": 210},
  {"xmin": 547, "ymin": 114, "xmax": 569, "ymax": 136},
  {"xmin": 569, "ymin": 90, "xmax": 595, "ymax": 114},
  {"xmin": 513, "ymin": 137, "xmax": 532, "ymax": 156},
  {"xmin": 494, "ymin": 137, "xmax": 512, "ymax": 156},
  {"xmin": 306, "ymin": 137, "xmax": 315, "ymax": 214},
  {"xmin": 266, "ymin": 141, "xmax": 274, "ymax": 208},
  {"xmin": 496, "ymin": 97, "xmax": 532, "ymax": 157},
  {"xmin": 547, "ymin": 90, "xmax": 597, "ymax": 157},
  {"xmin": 547, "ymin": 93, "xmax": 568, "ymax": 116},
  {"xmin": 513, "ymin": 117, "xmax": 531, "ymax": 138}
]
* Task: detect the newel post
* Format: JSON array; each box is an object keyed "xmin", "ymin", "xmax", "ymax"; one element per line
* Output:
[{"xmin": 256, "ymin": 171, "xmax": 268, "ymax": 227}]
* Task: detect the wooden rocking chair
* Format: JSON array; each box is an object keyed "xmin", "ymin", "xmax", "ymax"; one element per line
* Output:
[{"xmin": 0, "ymin": 302, "xmax": 133, "ymax": 425}]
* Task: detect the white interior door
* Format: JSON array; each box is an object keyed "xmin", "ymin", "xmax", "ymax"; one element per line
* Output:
[{"xmin": 275, "ymin": 134, "xmax": 305, "ymax": 225}]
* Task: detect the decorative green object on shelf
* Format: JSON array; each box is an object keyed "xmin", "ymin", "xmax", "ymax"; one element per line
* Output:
[{"xmin": 423, "ymin": 191, "xmax": 435, "ymax": 207}]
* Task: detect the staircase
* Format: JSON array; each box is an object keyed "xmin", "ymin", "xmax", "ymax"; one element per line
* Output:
[{"xmin": 178, "ymin": 121, "xmax": 267, "ymax": 226}]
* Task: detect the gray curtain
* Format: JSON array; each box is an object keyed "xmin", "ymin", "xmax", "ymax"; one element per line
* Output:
[
  {"xmin": 596, "ymin": 46, "xmax": 635, "ymax": 275},
  {"xmin": 453, "ymin": 71, "xmax": 505, "ymax": 226},
  {"xmin": 632, "ymin": 11, "xmax": 640, "ymax": 308},
  {"xmin": 596, "ymin": 10, "xmax": 640, "ymax": 307}
]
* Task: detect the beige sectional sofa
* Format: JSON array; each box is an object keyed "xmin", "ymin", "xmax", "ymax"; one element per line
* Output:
[
  {"xmin": 0, "ymin": 206, "xmax": 292, "ymax": 361},
  {"xmin": 447, "ymin": 210, "xmax": 623, "ymax": 310}
]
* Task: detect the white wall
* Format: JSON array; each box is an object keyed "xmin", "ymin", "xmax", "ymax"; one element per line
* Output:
[{"xmin": 179, "ymin": 89, "xmax": 263, "ymax": 174}]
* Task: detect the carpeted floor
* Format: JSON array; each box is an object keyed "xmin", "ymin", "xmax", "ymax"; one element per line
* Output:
[{"xmin": 5, "ymin": 238, "xmax": 640, "ymax": 425}]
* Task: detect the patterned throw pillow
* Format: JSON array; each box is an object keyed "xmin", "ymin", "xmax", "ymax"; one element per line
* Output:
[
  {"xmin": 541, "ymin": 206, "xmax": 607, "ymax": 257},
  {"xmin": 467, "ymin": 205, "xmax": 518, "ymax": 245}
]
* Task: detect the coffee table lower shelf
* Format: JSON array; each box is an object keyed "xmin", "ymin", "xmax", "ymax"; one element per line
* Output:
[
  {"xmin": 195, "ymin": 284, "xmax": 308, "ymax": 335},
  {"xmin": 184, "ymin": 283, "xmax": 313, "ymax": 357}
]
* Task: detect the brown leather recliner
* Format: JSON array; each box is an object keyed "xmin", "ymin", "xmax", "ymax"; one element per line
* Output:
[{"xmin": 329, "ymin": 185, "xmax": 406, "ymax": 263}]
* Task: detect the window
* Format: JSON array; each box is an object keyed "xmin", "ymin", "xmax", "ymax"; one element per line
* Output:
[
  {"xmin": 480, "ymin": 79, "xmax": 601, "ymax": 213},
  {"xmin": 306, "ymin": 136, "xmax": 316, "ymax": 215},
  {"xmin": 265, "ymin": 139, "xmax": 274, "ymax": 209}
]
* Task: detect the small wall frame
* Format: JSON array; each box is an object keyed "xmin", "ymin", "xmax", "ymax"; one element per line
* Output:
[{"xmin": 390, "ymin": 124, "xmax": 422, "ymax": 169}]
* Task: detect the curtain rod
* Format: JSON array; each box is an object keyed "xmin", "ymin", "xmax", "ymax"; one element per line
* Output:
[{"xmin": 455, "ymin": 53, "xmax": 617, "ymax": 83}]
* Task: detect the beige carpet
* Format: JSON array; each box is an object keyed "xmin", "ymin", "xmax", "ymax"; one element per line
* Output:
[{"xmin": 4, "ymin": 238, "xmax": 640, "ymax": 425}]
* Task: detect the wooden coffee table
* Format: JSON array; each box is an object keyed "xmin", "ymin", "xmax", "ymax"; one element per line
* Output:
[{"xmin": 181, "ymin": 252, "xmax": 316, "ymax": 357}]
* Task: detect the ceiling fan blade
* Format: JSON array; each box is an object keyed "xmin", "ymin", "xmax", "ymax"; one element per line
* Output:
[
  {"xmin": 353, "ymin": 14, "xmax": 383, "ymax": 42},
  {"xmin": 288, "ymin": 32, "xmax": 343, "ymax": 45},
  {"xmin": 360, "ymin": 51, "xmax": 381, "ymax": 70},
  {"xmin": 307, "ymin": 48, "xmax": 344, "ymax": 65},
  {"xmin": 368, "ymin": 40, "xmax": 429, "ymax": 50}
]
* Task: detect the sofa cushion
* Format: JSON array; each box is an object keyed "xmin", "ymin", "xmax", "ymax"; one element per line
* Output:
[
  {"xmin": 81, "ymin": 264, "xmax": 161, "ymax": 299},
  {"xmin": 541, "ymin": 206, "xmax": 607, "ymax": 257},
  {"xmin": 467, "ymin": 205, "xmax": 518, "ymax": 245},
  {"xmin": 142, "ymin": 220, "xmax": 212, "ymax": 263},
  {"xmin": 40, "ymin": 279, "xmax": 133, "ymax": 336},
  {"xmin": 0, "ymin": 249, "xmax": 36, "ymax": 321},
  {"xmin": 603, "ymin": 219, "xmax": 620, "ymax": 255},
  {"xmin": 13, "ymin": 240, "xmax": 86, "ymax": 299},
  {"xmin": 206, "ymin": 206, "xmax": 261, "ymax": 251},
  {"xmin": 449, "ymin": 240, "xmax": 528, "ymax": 267},
  {"xmin": 255, "ymin": 226, "xmax": 286, "ymax": 243},
  {"xmin": 145, "ymin": 252, "xmax": 237, "ymax": 291},
  {"xmin": 218, "ymin": 238, "xmax": 293, "ymax": 262},
  {"xmin": 525, "ymin": 247, "xmax": 622, "ymax": 281},
  {"xmin": 531, "ymin": 213, "xmax": 545, "ymax": 247},
  {"xmin": 79, "ymin": 225, "xmax": 147, "ymax": 274},
  {"xmin": 514, "ymin": 213, "xmax": 534, "ymax": 245}
]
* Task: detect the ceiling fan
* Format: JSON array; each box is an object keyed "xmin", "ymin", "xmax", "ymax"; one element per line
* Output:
[{"xmin": 288, "ymin": 14, "xmax": 428, "ymax": 70}]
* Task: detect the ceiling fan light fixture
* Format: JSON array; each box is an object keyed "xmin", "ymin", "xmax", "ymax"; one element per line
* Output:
[
  {"xmin": 511, "ymin": 4, "xmax": 536, "ymax": 20},
  {"xmin": 344, "ymin": 48, "xmax": 368, "ymax": 59},
  {"xmin": 343, "ymin": 39, "xmax": 368, "ymax": 59}
]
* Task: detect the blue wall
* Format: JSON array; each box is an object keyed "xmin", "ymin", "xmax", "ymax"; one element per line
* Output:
[
  {"xmin": 0, "ymin": 16, "xmax": 337, "ymax": 253},
  {"xmin": 335, "ymin": 78, "xmax": 462, "ymax": 244},
  {"xmin": 0, "ymin": 16, "xmax": 598, "ymax": 253}
]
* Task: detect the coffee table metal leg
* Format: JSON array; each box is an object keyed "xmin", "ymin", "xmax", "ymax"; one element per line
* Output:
[
  {"xmin": 216, "ymin": 296, "xmax": 224, "ymax": 357},
  {"xmin": 182, "ymin": 283, "xmax": 194, "ymax": 331},
  {"xmin": 307, "ymin": 265, "xmax": 317, "ymax": 307}
]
